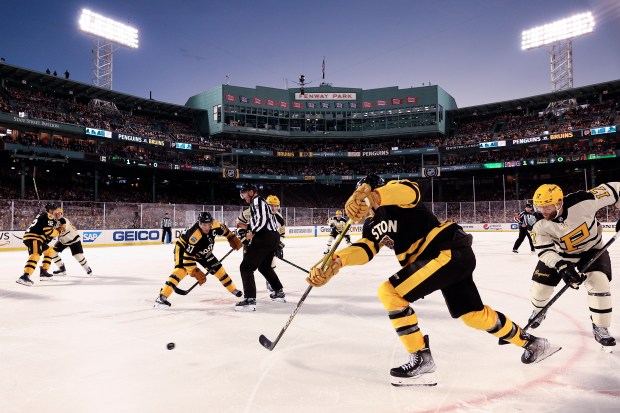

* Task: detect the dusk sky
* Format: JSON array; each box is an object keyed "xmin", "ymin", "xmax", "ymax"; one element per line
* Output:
[{"xmin": 2, "ymin": 0, "xmax": 618, "ymax": 108}]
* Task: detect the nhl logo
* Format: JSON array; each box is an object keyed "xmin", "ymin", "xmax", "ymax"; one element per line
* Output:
[{"xmin": 422, "ymin": 167, "xmax": 438, "ymax": 178}]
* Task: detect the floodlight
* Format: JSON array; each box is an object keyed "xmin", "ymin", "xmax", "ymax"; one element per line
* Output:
[
  {"xmin": 79, "ymin": 9, "xmax": 138, "ymax": 48},
  {"xmin": 79, "ymin": 8, "xmax": 139, "ymax": 91},
  {"xmin": 521, "ymin": 12, "xmax": 594, "ymax": 50},
  {"xmin": 521, "ymin": 11, "xmax": 595, "ymax": 110}
]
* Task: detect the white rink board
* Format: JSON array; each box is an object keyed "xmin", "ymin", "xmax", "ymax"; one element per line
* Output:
[{"xmin": 2, "ymin": 222, "xmax": 616, "ymax": 251}]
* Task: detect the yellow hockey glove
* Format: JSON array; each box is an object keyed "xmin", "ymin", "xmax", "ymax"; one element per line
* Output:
[
  {"xmin": 306, "ymin": 256, "xmax": 342, "ymax": 287},
  {"xmin": 190, "ymin": 267, "xmax": 207, "ymax": 285},
  {"xmin": 345, "ymin": 183, "xmax": 380, "ymax": 223}
]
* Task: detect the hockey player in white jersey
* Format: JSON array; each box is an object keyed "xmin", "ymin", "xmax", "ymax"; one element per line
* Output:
[
  {"xmin": 51, "ymin": 208, "xmax": 92, "ymax": 276},
  {"xmin": 324, "ymin": 210, "xmax": 351, "ymax": 254},
  {"xmin": 528, "ymin": 183, "xmax": 620, "ymax": 350}
]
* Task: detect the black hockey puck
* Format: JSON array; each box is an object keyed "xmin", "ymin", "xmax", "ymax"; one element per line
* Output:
[{"xmin": 167, "ymin": 342, "xmax": 175, "ymax": 350}]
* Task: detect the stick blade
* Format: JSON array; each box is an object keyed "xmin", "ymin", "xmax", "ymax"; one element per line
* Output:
[{"xmin": 259, "ymin": 334, "xmax": 275, "ymax": 351}]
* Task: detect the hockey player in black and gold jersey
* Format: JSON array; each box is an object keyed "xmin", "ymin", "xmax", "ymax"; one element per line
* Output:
[
  {"xmin": 307, "ymin": 175, "xmax": 559, "ymax": 386},
  {"xmin": 528, "ymin": 183, "xmax": 620, "ymax": 349},
  {"xmin": 154, "ymin": 212, "xmax": 244, "ymax": 307},
  {"xmin": 16, "ymin": 202, "xmax": 60, "ymax": 286}
]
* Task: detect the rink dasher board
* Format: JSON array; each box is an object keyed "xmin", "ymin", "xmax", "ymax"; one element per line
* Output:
[{"xmin": 0, "ymin": 223, "xmax": 617, "ymax": 251}]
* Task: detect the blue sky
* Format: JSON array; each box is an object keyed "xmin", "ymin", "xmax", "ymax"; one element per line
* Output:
[{"xmin": 1, "ymin": 0, "xmax": 618, "ymax": 108}]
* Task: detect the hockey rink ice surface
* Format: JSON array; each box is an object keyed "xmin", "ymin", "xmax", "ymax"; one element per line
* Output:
[{"xmin": 1, "ymin": 232, "xmax": 619, "ymax": 413}]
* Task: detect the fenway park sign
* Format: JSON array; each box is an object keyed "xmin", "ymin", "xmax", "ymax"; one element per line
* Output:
[{"xmin": 295, "ymin": 92, "xmax": 356, "ymax": 100}]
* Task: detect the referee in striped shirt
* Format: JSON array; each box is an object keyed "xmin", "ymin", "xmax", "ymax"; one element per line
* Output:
[{"xmin": 236, "ymin": 183, "xmax": 286, "ymax": 311}]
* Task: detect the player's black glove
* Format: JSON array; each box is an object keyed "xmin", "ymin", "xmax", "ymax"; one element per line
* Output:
[
  {"xmin": 275, "ymin": 241, "xmax": 284, "ymax": 259},
  {"xmin": 556, "ymin": 260, "xmax": 585, "ymax": 289}
]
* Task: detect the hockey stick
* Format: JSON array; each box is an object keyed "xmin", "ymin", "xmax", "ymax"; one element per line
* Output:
[
  {"xmin": 523, "ymin": 229, "xmax": 619, "ymax": 333},
  {"xmin": 259, "ymin": 219, "xmax": 354, "ymax": 351},
  {"xmin": 171, "ymin": 246, "xmax": 236, "ymax": 296},
  {"xmin": 12, "ymin": 234, "xmax": 23, "ymax": 240},
  {"xmin": 278, "ymin": 256, "xmax": 309, "ymax": 274}
]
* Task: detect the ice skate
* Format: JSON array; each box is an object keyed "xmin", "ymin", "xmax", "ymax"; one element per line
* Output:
[
  {"xmin": 390, "ymin": 335, "xmax": 437, "ymax": 386},
  {"xmin": 231, "ymin": 289, "xmax": 243, "ymax": 298},
  {"xmin": 53, "ymin": 265, "xmax": 67, "ymax": 276},
  {"xmin": 234, "ymin": 298, "xmax": 256, "ymax": 312},
  {"xmin": 323, "ymin": 249, "xmax": 330, "ymax": 255},
  {"xmin": 154, "ymin": 294, "xmax": 171, "ymax": 308},
  {"xmin": 528, "ymin": 309, "xmax": 546, "ymax": 329},
  {"xmin": 593, "ymin": 324, "xmax": 616, "ymax": 352},
  {"xmin": 86, "ymin": 267, "xmax": 93, "ymax": 275},
  {"xmin": 269, "ymin": 289, "xmax": 286, "ymax": 303},
  {"xmin": 16, "ymin": 274, "xmax": 34, "ymax": 287},
  {"xmin": 521, "ymin": 335, "xmax": 561, "ymax": 364},
  {"xmin": 512, "ymin": 249, "xmax": 518, "ymax": 253},
  {"xmin": 39, "ymin": 267, "xmax": 53, "ymax": 281}
]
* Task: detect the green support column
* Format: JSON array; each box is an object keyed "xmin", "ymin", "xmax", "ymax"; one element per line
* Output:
[
  {"xmin": 94, "ymin": 170, "xmax": 99, "ymax": 202},
  {"xmin": 515, "ymin": 171, "xmax": 520, "ymax": 200}
]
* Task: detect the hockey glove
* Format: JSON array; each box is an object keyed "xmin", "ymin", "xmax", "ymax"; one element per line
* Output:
[
  {"xmin": 556, "ymin": 260, "xmax": 585, "ymax": 289},
  {"xmin": 306, "ymin": 256, "xmax": 342, "ymax": 287},
  {"xmin": 190, "ymin": 267, "xmax": 207, "ymax": 285},
  {"xmin": 345, "ymin": 183, "xmax": 380, "ymax": 223},
  {"xmin": 227, "ymin": 234, "xmax": 243, "ymax": 250},
  {"xmin": 275, "ymin": 241, "xmax": 284, "ymax": 260}
]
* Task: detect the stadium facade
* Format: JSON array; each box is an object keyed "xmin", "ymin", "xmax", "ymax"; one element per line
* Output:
[{"xmin": 1, "ymin": 61, "xmax": 619, "ymax": 206}]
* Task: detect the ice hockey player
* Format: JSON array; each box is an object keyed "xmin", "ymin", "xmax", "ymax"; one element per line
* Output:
[
  {"xmin": 324, "ymin": 210, "xmax": 351, "ymax": 254},
  {"xmin": 51, "ymin": 208, "xmax": 92, "ymax": 276},
  {"xmin": 154, "ymin": 211, "xmax": 244, "ymax": 307},
  {"xmin": 266, "ymin": 195, "xmax": 286, "ymax": 292},
  {"xmin": 307, "ymin": 174, "xmax": 559, "ymax": 386},
  {"xmin": 16, "ymin": 202, "xmax": 60, "ymax": 286},
  {"xmin": 236, "ymin": 183, "xmax": 286, "ymax": 311},
  {"xmin": 527, "ymin": 183, "xmax": 620, "ymax": 350},
  {"xmin": 512, "ymin": 203, "xmax": 536, "ymax": 253}
]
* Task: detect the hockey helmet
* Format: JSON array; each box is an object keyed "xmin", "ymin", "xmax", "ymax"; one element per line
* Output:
[
  {"xmin": 44, "ymin": 202, "xmax": 57, "ymax": 212},
  {"xmin": 198, "ymin": 211, "xmax": 214, "ymax": 224},
  {"xmin": 356, "ymin": 174, "xmax": 386, "ymax": 190},
  {"xmin": 532, "ymin": 184, "xmax": 563, "ymax": 208},
  {"xmin": 336, "ymin": 210, "xmax": 343, "ymax": 215},
  {"xmin": 55, "ymin": 208, "xmax": 64, "ymax": 214},
  {"xmin": 239, "ymin": 182, "xmax": 258, "ymax": 193},
  {"xmin": 266, "ymin": 195, "xmax": 280, "ymax": 206}
]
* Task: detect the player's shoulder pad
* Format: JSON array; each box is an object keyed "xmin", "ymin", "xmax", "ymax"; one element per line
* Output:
[
  {"xmin": 211, "ymin": 220, "xmax": 222, "ymax": 229},
  {"xmin": 563, "ymin": 190, "xmax": 594, "ymax": 209}
]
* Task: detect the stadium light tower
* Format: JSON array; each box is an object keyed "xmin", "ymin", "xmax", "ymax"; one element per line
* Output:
[
  {"xmin": 79, "ymin": 8, "xmax": 139, "ymax": 90},
  {"xmin": 521, "ymin": 12, "xmax": 594, "ymax": 112}
]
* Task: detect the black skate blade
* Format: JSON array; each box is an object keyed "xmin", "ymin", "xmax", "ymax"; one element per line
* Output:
[
  {"xmin": 391, "ymin": 374, "xmax": 438, "ymax": 387},
  {"xmin": 259, "ymin": 335, "xmax": 275, "ymax": 351}
]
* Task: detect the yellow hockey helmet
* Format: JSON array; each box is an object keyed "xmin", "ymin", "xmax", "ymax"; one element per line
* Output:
[
  {"xmin": 533, "ymin": 184, "xmax": 563, "ymax": 207},
  {"xmin": 336, "ymin": 210, "xmax": 343, "ymax": 215},
  {"xmin": 266, "ymin": 195, "xmax": 280, "ymax": 206}
]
